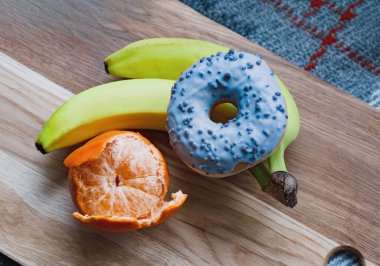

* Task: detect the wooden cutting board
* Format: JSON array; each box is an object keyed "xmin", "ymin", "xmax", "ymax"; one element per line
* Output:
[
  {"xmin": 0, "ymin": 52, "xmax": 372, "ymax": 266},
  {"xmin": 1, "ymin": 0, "xmax": 380, "ymax": 265}
]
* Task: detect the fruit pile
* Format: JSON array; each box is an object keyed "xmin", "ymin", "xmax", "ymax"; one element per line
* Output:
[{"xmin": 35, "ymin": 38, "xmax": 300, "ymax": 231}]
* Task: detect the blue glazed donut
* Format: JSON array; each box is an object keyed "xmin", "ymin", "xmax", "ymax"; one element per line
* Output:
[{"xmin": 166, "ymin": 50, "xmax": 287, "ymax": 177}]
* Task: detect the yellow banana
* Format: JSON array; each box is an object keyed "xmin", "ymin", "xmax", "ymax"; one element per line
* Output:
[
  {"xmin": 35, "ymin": 79, "xmax": 174, "ymax": 154},
  {"xmin": 104, "ymin": 38, "xmax": 228, "ymax": 80}
]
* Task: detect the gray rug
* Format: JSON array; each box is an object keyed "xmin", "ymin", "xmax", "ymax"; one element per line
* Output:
[{"xmin": 182, "ymin": 0, "xmax": 380, "ymax": 110}]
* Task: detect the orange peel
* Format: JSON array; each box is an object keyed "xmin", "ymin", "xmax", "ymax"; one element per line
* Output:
[{"xmin": 64, "ymin": 130, "xmax": 187, "ymax": 232}]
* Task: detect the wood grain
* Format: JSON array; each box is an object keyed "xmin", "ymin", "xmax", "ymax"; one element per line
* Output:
[
  {"xmin": 0, "ymin": 52, "xmax": 364, "ymax": 265},
  {"xmin": 0, "ymin": 0, "xmax": 379, "ymax": 264}
]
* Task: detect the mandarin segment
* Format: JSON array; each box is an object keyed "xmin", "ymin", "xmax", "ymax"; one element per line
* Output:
[{"xmin": 65, "ymin": 130, "xmax": 187, "ymax": 231}]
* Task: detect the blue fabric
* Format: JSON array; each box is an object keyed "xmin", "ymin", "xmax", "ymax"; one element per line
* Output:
[
  {"xmin": 181, "ymin": 0, "xmax": 380, "ymax": 110},
  {"xmin": 327, "ymin": 250, "xmax": 362, "ymax": 266}
]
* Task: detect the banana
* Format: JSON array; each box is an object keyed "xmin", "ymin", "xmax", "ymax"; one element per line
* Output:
[
  {"xmin": 35, "ymin": 79, "xmax": 174, "ymax": 154},
  {"xmin": 104, "ymin": 38, "xmax": 299, "ymax": 206},
  {"xmin": 104, "ymin": 38, "xmax": 228, "ymax": 80}
]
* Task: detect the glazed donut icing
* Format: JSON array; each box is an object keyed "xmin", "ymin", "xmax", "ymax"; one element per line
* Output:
[{"xmin": 166, "ymin": 50, "xmax": 287, "ymax": 176}]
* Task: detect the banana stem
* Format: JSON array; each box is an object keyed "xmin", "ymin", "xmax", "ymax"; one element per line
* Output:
[
  {"xmin": 249, "ymin": 157, "xmax": 298, "ymax": 208},
  {"xmin": 249, "ymin": 163, "xmax": 271, "ymax": 188},
  {"xmin": 268, "ymin": 143, "xmax": 287, "ymax": 173}
]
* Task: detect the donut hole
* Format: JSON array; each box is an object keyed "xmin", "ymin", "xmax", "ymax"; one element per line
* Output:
[{"xmin": 209, "ymin": 101, "xmax": 238, "ymax": 124}]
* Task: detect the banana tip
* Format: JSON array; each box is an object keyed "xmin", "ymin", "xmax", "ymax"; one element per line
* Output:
[
  {"xmin": 35, "ymin": 142, "xmax": 47, "ymax": 154},
  {"xmin": 265, "ymin": 171, "xmax": 298, "ymax": 208},
  {"xmin": 104, "ymin": 61, "xmax": 109, "ymax": 74}
]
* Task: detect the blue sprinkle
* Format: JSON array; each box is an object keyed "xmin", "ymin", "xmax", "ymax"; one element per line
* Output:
[
  {"xmin": 276, "ymin": 104, "xmax": 285, "ymax": 113},
  {"xmin": 241, "ymin": 66, "xmax": 246, "ymax": 70},
  {"xmin": 233, "ymin": 154, "xmax": 241, "ymax": 160},
  {"xmin": 212, "ymin": 134, "xmax": 217, "ymax": 139},
  {"xmin": 241, "ymin": 145, "xmax": 252, "ymax": 154},
  {"xmin": 224, "ymin": 146, "xmax": 230, "ymax": 151},
  {"xmin": 263, "ymin": 113, "xmax": 270, "ymax": 119},
  {"xmin": 239, "ymin": 53, "xmax": 244, "ymax": 58},
  {"xmin": 228, "ymin": 48, "xmax": 234, "ymax": 55},
  {"xmin": 206, "ymin": 61, "xmax": 212, "ymax": 66},
  {"xmin": 247, "ymin": 63, "xmax": 253, "ymax": 69},
  {"xmin": 178, "ymin": 104, "xmax": 186, "ymax": 112},
  {"xmin": 199, "ymin": 72, "xmax": 204, "ymax": 78},
  {"xmin": 255, "ymin": 103, "xmax": 261, "ymax": 112},
  {"xmin": 217, "ymin": 71, "xmax": 222, "ymax": 75},
  {"xmin": 187, "ymin": 106, "xmax": 194, "ymax": 113},
  {"xmin": 223, "ymin": 73, "xmax": 231, "ymax": 80},
  {"xmin": 275, "ymin": 92, "xmax": 281, "ymax": 96},
  {"xmin": 252, "ymin": 93, "xmax": 257, "ymax": 98},
  {"xmin": 256, "ymin": 114, "xmax": 260, "ymax": 119},
  {"xmin": 183, "ymin": 117, "xmax": 192, "ymax": 126},
  {"xmin": 179, "ymin": 77, "xmax": 184, "ymax": 81},
  {"xmin": 207, "ymin": 81, "xmax": 215, "ymax": 89},
  {"xmin": 285, "ymin": 115, "xmax": 288, "ymax": 119},
  {"xmin": 251, "ymin": 138, "xmax": 258, "ymax": 146},
  {"xmin": 260, "ymin": 149, "xmax": 266, "ymax": 155},
  {"xmin": 200, "ymin": 58, "xmax": 205, "ymax": 63},
  {"xmin": 207, "ymin": 69, "xmax": 212, "ymax": 74},
  {"xmin": 183, "ymin": 101, "xmax": 188, "ymax": 107},
  {"xmin": 184, "ymin": 131, "xmax": 189, "ymax": 138},
  {"xmin": 216, "ymin": 52, "xmax": 222, "ymax": 56},
  {"xmin": 189, "ymin": 141, "xmax": 197, "ymax": 149},
  {"xmin": 236, "ymin": 121, "xmax": 241, "ymax": 126},
  {"xmin": 207, "ymin": 129, "xmax": 213, "ymax": 135},
  {"xmin": 272, "ymin": 116, "xmax": 277, "ymax": 120},
  {"xmin": 256, "ymin": 60, "xmax": 262, "ymax": 65},
  {"xmin": 219, "ymin": 134, "xmax": 223, "ymax": 138},
  {"xmin": 263, "ymin": 130, "xmax": 269, "ymax": 137},
  {"xmin": 206, "ymin": 143, "xmax": 211, "ymax": 151},
  {"xmin": 272, "ymin": 95, "xmax": 277, "ymax": 101},
  {"xmin": 238, "ymin": 131, "xmax": 242, "ymax": 136}
]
